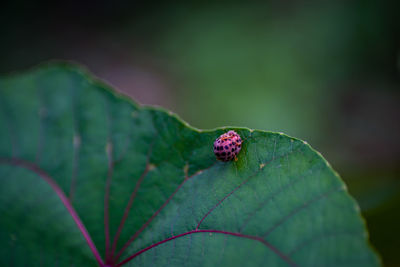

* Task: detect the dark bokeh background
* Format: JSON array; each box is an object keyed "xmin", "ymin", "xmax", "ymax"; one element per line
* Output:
[{"xmin": 1, "ymin": 1, "xmax": 399, "ymax": 265}]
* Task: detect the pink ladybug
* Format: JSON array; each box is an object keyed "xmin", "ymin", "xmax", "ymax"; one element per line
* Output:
[{"xmin": 213, "ymin": 130, "xmax": 242, "ymax": 162}]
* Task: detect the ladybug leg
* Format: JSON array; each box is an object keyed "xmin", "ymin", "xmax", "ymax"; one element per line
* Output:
[{"xmin": 234, "ymin": 156, "xmax": 238, "ymax": 161}]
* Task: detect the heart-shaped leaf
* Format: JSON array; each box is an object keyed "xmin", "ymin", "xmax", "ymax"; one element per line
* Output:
[{"xmin": 0, "ymin": 63, "xmax": 380, "ymax": 267}]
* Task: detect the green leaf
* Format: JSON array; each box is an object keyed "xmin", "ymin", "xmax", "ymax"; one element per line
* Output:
[{"xmin": 0, "ymin": 63, "xmax": 380, "ymax": 267}]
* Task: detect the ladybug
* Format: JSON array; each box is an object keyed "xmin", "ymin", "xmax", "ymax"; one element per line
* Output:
[{"xmin": 213, "ymin": 130, "xmax": 242, "ymax": 162}]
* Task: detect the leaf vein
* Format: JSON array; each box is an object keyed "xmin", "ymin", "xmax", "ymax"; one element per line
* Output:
[
  {"xmin": 196, "ymin": 147, "xmax": 302, "ymax": 230},
  {"xmin": 263, "ymin": 186, "xmax": 344, "ymax": 237},
  {"xmin": 116, "ymin": 229, "xmax": 298, "ymax": 267},
  {"xmin": 0, "ymin": 157, "xmax": 104, "ymax": 266},
  {"xmin": 114, "ymin": 162, "xmax": 217, "ymax": 262}
]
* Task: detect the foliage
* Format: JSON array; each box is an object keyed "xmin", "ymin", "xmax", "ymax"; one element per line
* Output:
[{"xmin": 0, "ymin": 63, "xmax": 380, "ymax": 266}]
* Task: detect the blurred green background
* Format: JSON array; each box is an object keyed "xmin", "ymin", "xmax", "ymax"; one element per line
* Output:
[{"xmin": 1, "ymin": 1, "xmax": 399, "ymax": 266}]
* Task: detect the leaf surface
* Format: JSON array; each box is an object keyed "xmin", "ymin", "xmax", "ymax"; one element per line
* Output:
[{"xmin": 0, "ymin": 63, "xmax": 380, "ymax": 267}]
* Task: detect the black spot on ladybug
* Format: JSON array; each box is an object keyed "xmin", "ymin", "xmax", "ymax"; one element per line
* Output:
[
  {"xmin": 221, "ymin": 152, "xmax": 226, "ymax": 156},
  {"xmin": 225, "ymin": 145, "xmax": 228, "ymax": 149}
]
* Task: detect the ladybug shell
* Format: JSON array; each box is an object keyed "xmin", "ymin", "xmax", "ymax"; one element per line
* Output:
[{"xmin": 213, "ymin": 130, "xmax": 242, "ymax": 162}]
